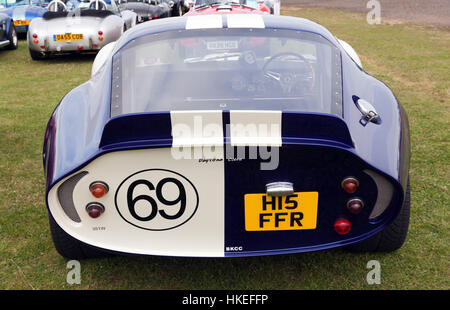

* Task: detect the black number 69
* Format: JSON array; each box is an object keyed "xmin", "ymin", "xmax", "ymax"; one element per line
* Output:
[{"xmin": 126, "ymin": 178, "xmax": 187, "ymax": 222}]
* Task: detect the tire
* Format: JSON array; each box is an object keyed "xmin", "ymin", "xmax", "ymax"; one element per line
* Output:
[
  {"xmin": 29, "ymin": 48, "xmax": 46, "ymax": 60},
  {"xmin": 6, "ymin": 23, "xmax": 18, "ymax": 50},
  {"xmin": 177, "ymin": 3, "xmax": 183, "ymax": 16},
  {"xmin": 48, "ymin": 212, "xmax": 112, "ymax": 259},
  {"xmin": 346, "ymin": 177, "xmax": 410, "ymax": 252}
]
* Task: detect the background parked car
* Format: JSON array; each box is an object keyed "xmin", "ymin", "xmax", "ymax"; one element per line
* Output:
[
  {"xmin": 27, "ymin": 0, "xmax": 136, "ymax": 59},
  {"xmin": 0, "ymin": 12, "xmax": 18, "ymax": 49},
  {"xmin": 0, "ymin": 0, "xmax": 48, "ymax": 33},
  {"xmin": 162, "ymin": 0, "xmax": 188, "ymax": 16},
  {"xmin": 118, "ymin": 0, "xmax": 170, "ymax": 23}
]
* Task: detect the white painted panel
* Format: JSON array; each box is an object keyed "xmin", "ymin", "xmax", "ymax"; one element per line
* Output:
[
  {"xmin": 229, "ymin": 110, "xmax": 282, "ymax": 146},
  {"xmin": 48, "ymin": 147, "xmax": 225, "ymax": 257}
]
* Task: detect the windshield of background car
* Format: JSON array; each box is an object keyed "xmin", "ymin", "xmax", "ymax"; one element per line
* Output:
[
  {"xmin": 0, "ymin": 0, "xmax": 41, "ymax": 7},
  {"xmin": 110, "ymin": 28, "xmax": 342, "ymax": 117},
  {"xmin": 194, "ymin": 0, "xmax": 241, "ymax": 6},
  {"xmin": 78, "ymin": 0, "xmax": 119, "ymax": 12}
]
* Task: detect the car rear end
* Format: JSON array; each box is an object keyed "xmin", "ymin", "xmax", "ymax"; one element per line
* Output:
[
  {"xmin": 44, "ymin": 15, "xmax": 409, "ymax": 257},
  {"xmin": 28, "ymin": 13, "xmax": 122, "ymax": 54}
]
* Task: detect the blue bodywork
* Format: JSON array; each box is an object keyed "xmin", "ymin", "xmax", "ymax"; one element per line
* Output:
[
  {"xmin": 0, "ymin": 12, "xmax": 13, "ymax": 44},
  {"xmin": 0, "ymin": 0, "xmax": 47, "ymax": 33},
  {"xmin": 43, "ymin": 15, "xmax": 411, "ymax": 256}
]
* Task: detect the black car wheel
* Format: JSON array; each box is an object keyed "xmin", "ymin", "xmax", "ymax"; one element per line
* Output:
[
  {"xmin": 346, "ymin": 176, "xmax": 411, "ymax": 252},
  {"xmin": 48, "ymin": 212, "xmax": 112, "ymax": 259},
  {"xmin": 6, "ymin": 23, "xmax": 18, "ymax": 50}
]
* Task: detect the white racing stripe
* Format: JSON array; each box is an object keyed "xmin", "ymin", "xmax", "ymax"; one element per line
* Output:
[
  {"xmin": 171, "ymin": 110, "xmax": 224, "ymax": 148},
  {"xmin": 185, "ymin": 15, "xmax": 223, "ymax": 29},
  {"xmin": 227, "ymin": 14, "xmax": 265, "ymax": 29},
  {"xmin": 229, "ymin": 110, "xmax": 282, "ymax": 146}
]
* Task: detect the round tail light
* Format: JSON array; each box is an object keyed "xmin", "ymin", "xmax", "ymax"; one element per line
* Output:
[
  {"xmin": 90, "ymin": 181, "xmax": 109, "ymax": 198},
  {"xmin": 347, "ymin": 198, "xmax": 364, "ymax": 214},
  {"xmin": 98, "ymin": 30, "xmax": 103, "ymax": 36},
  {"xmin": 98, "ymin": 36, "xmax": 103, "ymax": 41},
  {"xmin": 86, "ymin": 203, "xmax": 105, "ymax": 218},
  {"xmin": 334, "ymin": 218, "xmax": 351, "ymax": 235},
  {"xmin": 342, "ymin": 177, "xmax": 359, "ymax": 194},
  {"xmin": 32, "ymin": 33, "xmax": 38, "ymax": 39}
]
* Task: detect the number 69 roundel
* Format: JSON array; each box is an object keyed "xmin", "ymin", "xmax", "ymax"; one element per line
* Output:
[{"xmin": 114, "ymin": 169, "xmax": 199, "ymax": 231}]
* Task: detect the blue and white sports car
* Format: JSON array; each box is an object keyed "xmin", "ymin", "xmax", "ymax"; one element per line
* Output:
[
  {"xmin": 43, "ymin": 14, "xmax": 411, "ymax": 259},
  {"xmin": 0, "ymin": 0, "xmax": 47, "ymax": 33},
  {"xmin": 0, "ymin": 12, "xmax": 18, "ymax": 49}
]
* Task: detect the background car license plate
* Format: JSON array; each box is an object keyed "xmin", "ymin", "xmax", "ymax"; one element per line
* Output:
[
  {"xmin": 244, "ymin": 192, "xmax": 318, "ymax": 231},
  {"xmin": 14, "ymin": 20, "xmax": 30, "ymax": 26},
  {"xmin": 207, "ymin": 40, "xmax": 238, "ymax": 50},
  {"xmin": 54, "ymin": 34, "xmax": 84, "ymax": 41}
]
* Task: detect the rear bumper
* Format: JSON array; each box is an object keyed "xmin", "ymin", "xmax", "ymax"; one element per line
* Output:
[
  {"xmin": 46, "ymin": 144, "xmax": 403, "ymax": 258},
  {"xmin": 29, "ymin": 36, "xmax": 109, "ymax": 53}
]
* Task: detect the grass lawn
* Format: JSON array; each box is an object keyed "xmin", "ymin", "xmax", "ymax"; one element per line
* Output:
[{"xmin": 0, "ymin": 8, "xmax": 448, "ymax": 290}]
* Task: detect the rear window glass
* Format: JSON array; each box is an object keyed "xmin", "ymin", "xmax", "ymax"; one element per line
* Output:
[{"xmin": 111, "ymin": 28, "xmax": 342, "ymax": 117}]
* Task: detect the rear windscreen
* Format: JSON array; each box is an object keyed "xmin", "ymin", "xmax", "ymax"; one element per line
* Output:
[{"xmin": 111, "ymin": 28, "xmax": 342, "ymax": 117}]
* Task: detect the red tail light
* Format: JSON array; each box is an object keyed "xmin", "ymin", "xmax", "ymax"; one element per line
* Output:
[
  {"xmin": 98, "ymin": 36, "xmax": 103, "ymax": 41},
  {"xmin": 154, "ymin": 15, "xmax": 158, "ymax": 19},
  {"xmin": 347, "ymin": 198, "xmax": 364, "ymax": 214},
  {"xmin": 98, "ymin": 31, "xmax": 103, "ymax": 36},
  {"xmin": 32, "ymin": 33, "xmax": 37, "ymax": 38},
  {"xmin": 342, "ymin": 177, "xmax": 359, "ymax": 194},
  {"xmin": 33, "ymin": 39, "xmax": 38, "ymax": 44},
  {"xmin": 90, "ymin": 181, "xmax": 109, "ymax": 198},
  {"xmin": 77, "ymin": 46, "xmax": 83, "ymax": 51},
  {"xmin": 86, "ymin": 203, "xmax": 105, "ymax": 218},
  {"xmin": 334, "ymin": 218, "xmax": 351, "ymax": 235}
]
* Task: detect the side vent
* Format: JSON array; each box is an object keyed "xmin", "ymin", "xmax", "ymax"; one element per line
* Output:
[
  {"xmin": 364, "ymin": 169, "xmax": 394, "ymax": 219},
  {"xmin": 57, "ymin": 171, "xmax": 88, "ymax": 223}
]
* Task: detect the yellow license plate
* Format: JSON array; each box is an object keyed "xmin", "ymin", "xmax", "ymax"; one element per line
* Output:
[
  {"xmin": 245, "ymin": 192, "xmax": 318, "ymax": 231},
  {"xmin": 54, "ymin": 34, "xmax": 84, "ymax": 41},
  {"xmin": 14, "ymin": 20, "xmax": 30, "ymax": 26}
]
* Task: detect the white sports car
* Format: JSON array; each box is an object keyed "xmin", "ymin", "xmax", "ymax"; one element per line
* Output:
[{"xmin": 27, "ymin": 0, "xmax": 136, "ymax": 59}]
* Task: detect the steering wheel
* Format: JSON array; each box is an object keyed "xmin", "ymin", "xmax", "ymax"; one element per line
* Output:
[
  {"xmin": 262, "ymin": 52, "xmax": 316, "ymax": 94},
  {"xmin": 88, "ymin": 0, "xmax": 108, "ymax": 10},
  {"xmin": 47, "ymin": 0, "xmax": 68, "ymax": 12}
]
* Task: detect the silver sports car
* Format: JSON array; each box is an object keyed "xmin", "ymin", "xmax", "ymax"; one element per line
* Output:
[{"xmin": 27, "ymin": 0, "xmax": 136, "ymax": 59}]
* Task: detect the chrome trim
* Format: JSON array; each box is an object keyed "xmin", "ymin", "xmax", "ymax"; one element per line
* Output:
[
  {"xmin": 89, "ymin": 181, "xmax": 109, "ymax": 194},
  {"xmin": 266, "ymin": 182, "xmax": 294, "ymax": 197},
  {"xmin": 356, "ymin": 98, "xmax": 379, "ymax": 125}
]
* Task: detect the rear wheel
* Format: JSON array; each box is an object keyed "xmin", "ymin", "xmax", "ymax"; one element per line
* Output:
[
  {"xmin": 346, "ymin": 177, "xmax": 410, "ymax": 252},
  {"xmin": 48, "ymin": 212, "xmax": 112, "ymax": 259},
  {"xmin": 6, "ymin": 23, "xmax": 18, "ymax": 50}
]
